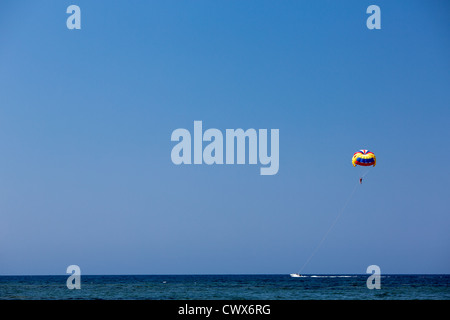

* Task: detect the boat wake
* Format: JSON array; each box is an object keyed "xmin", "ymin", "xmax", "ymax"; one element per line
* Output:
[
  {"xmin": 290, "ymin": 274, "xmax": 358, "ymax": 278},
  {"xmin": 310, "ymin": 275, "xmax": 357, "ymax": 278}
]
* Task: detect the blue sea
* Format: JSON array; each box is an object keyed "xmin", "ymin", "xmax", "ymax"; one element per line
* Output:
[{"xmin": 0, "ymin": 274, "xmax": 449, "ymax": 300}]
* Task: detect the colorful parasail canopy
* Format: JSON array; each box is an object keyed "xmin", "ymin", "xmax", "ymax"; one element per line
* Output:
[{"xmin": 352, "ymin": 149, "xmax": 376, "ymax": 167}]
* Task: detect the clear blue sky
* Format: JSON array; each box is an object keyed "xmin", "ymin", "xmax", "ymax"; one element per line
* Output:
[{"xmin": 0, "ymin": 0, "xmax": 449, "ymax": 275}]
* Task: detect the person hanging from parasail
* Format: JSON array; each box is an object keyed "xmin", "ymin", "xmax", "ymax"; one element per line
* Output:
[{"xmin": 352, "ymin": 149, "xmax": 376, "ymax": 184}]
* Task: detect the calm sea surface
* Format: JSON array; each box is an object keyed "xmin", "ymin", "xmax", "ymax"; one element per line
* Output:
[{"xmin": 0, "ymin": 274, "xmax": 448, "ymax": 300}]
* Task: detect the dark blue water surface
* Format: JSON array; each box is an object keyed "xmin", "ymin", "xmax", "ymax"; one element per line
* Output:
[{"xmin": 0, "ymin": 274, "xmax": 448, "ymax": 300}]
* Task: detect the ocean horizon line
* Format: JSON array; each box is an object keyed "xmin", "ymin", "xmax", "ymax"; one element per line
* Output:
[{"xmin": 1, "ymin": 273, "xmax": 449, "ymax": 277}]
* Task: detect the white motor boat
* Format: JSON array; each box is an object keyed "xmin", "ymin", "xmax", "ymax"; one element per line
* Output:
[{"xmin": 289, "ymin": 273, "xmax": 303, "ymax": 278}]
